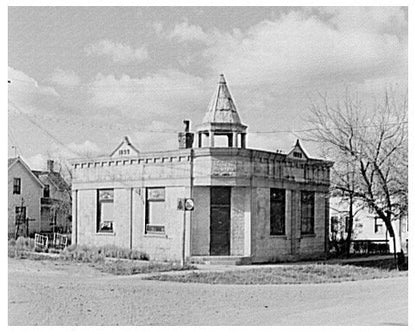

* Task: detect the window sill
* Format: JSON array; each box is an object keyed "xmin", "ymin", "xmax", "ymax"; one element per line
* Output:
[
  {"xmin": 95, "ymin": 232, "xmax": 116, "ymax": 236},
  {"xmin": 270, "ymin": 235, "xmax": 287, "ymax": 239},
  {"xmin": 144, "ymin": 233, "xmax": 168, "ymax": 238},
  {"xmin": 301, "ymin": 233, "xmax": 316, "ymax": 238}
]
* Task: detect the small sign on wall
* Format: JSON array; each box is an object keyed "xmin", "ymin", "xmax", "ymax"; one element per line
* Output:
[
  {"xmin": 147, "ymin": 188, "xmax": 165, "ymax": 201},
  {"xmin": 177, "ymin": 198, "xmax": 194, "ymax": 211}
]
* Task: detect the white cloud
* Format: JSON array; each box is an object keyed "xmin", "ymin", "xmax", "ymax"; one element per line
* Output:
[
  {"xmin": 9, "ymin": 67, "xmax": 59, "ymax": 97},
  {"xmin": 8, "ymin": 67, "xmax": 59, "ymax": 112},
  {"xmin": 204, "ymin": 9, "xmax": 407, "ymax": 89},
  {"xmin": 85, "ymin": 39, "xmax": 148, "ymax": 63},
  {"xmin": 168, "ymin": 20, "xmax": 209, "ymax": 43},
  {"xmin": 66, "ymin": 140, "xmax": 103, "ymax": 158},
  {"xmin": 321, "ymin": 7, "xmax": 407, "ymax": 36},
  {"xmin": 152, "ymin": 21, "xmax": 163, "ymax": 35},
  {"xmin": 25, "ymin": 153, "xmax": 47, "ymax": 171},
  {"xmin": 89, "ymin": 70, "xmax": 207, "ymax": 119},
  {"xmin": 132, "ymin": 120, "xmax": 178, "ymax": 152},
  {"xmin": 48, "ymin": 68, "xmax": 81, "ymax": 87}
]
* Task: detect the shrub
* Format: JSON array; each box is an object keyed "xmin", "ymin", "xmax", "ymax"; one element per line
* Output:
[
  {"xmin": 59, "ymin": 245, "xmax": 148, "ymax": 264},
  {"xmin": 15, "ymin": 237, "xmax": 35, "ymax": 251}
]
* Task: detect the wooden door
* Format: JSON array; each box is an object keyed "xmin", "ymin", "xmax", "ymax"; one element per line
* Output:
[{"xmin": 210, "ymin": 187, "xmax": 231, "ymax": 256}]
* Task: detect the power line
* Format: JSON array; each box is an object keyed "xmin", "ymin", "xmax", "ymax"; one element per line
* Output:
[
  {"xmin": 9, "ymin": 106, "xmax": 407, "ymax": 135},
  {"xmin": 9, "ymin": 101, "xmax": 86, "ymax": 158}
]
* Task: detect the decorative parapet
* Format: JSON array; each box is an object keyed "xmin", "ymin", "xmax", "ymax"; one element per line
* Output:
[{"xmin": 71, "ymin": 147, "xmax": 332, "ymax": 187}]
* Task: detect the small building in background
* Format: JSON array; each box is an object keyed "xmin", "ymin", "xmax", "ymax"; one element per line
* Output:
[
  {"xmin": 71, "ymin": 75, "xmax": 333, "ymax": 263},
  {"xmin": 8, "ymin": 157, "xmax": 71, "ymax": 238},
  {"xmin": 330, "ymin": 196, "xmax": 408, "ymax": 254}
]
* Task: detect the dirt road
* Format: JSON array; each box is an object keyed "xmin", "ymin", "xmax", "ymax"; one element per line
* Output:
[{"xmin": 8, "ymin": 259, "xmax": 407, "ymax": 325}]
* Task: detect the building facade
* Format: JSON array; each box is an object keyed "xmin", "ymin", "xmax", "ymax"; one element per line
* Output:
[
  {"xmin": 330, "ymin": 197, "xmax": 408, "ymax": 254},
  {"xmin": 8, "ymin": 157, "xmax": 71, "ymax": 238},
  {"xmin": 71, "ymin": 75, "xmax": 333, "ymax": 263}
]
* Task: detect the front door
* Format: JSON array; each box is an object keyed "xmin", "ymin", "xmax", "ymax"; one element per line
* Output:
[{"xmin": 210, "ymin": 187, "xmax": 231, "ymax": 255}]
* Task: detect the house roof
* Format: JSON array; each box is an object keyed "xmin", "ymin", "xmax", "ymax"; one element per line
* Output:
[
  {"xmin": 201, "ymin": 74, "xmax": 244, "ymax": 127},
  {"xmin": 32, "ymin": 170, "xmax": 70, "ymax": 191},
  {"xmin": 8, "ymin": 156, "xmax": 45, "ymax": 188}
]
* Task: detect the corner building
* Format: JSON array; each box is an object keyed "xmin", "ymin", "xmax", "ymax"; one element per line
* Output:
[{"xmin": 72, "ymin": 75, "xmax": 333, "ymax": 263}]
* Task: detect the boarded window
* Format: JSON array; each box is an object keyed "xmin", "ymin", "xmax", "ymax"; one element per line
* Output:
[
  {"xmin": 301, "ymin": 191, "xmax": 314, "ymax": 235},
  {"xmin": 145, "ymin": 188, "xmax": 166, "ymax": 234},
  {"xmin": 15, "ymin": 206, "xmax": 26, "ymax": 225},
  {"xmin": 97, "ymin": 189, "xmax": 114, "ymax": 233},
  {"xmin": 13, "ymin": 178, "xmax": 21, "ymax": 195},
  {"xmin": 270, "ymin": 188, "xmax": 285, "ymax": 235}
]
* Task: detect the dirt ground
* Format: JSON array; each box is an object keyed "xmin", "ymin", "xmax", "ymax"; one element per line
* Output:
[{"xmin": 8, "ymin": 258, "xmax": 408, "ymax": 326}]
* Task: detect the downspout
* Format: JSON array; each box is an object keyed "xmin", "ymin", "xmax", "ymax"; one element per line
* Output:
[{"xmin": 129, "ymin": 187, "xmax": 133, "ymax": 250}]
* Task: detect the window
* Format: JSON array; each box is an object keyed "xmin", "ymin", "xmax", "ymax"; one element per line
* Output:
[
  {"xmin": 97, "ymin": 189, "xmax": 114, "ymax": 233},
  {"xmin": 145, "ymin": 187, "xmax": 166, "ymax": 234},
  {"xmin": 15, "ymin": 206, "xmax": 26, "ymax": 224},
  {"xmin": 13, "ymin": 178, "xmax": 21, "ymax": 195},
  {"xmin": 293, "ymin": 151, "xmax": 303, "ymax": 158},
  {"xmin": 301, "ymin": 191, "xmax": 315, "ymax": 234},
  {"xmin": 331, "ymin": 216, "xmax": 339, "ymax": 233},
  {"xmin": 43, "ymin": 185, "xmax": 50, "ymax": 198},
  {"xmin": 374, "ymin": 218, "xmax": 383, "ymax": 234},
  {"xmin": 270, "ymin": 188, "xmax": 285, "ymax": 235}
]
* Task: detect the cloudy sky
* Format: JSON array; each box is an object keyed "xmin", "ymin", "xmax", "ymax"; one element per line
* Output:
[{"xmin": 8, "ymin": 6, "xmax": 408, "ymax": 170}]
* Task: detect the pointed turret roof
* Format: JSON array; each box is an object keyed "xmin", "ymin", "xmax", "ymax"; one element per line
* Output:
[{"xmin": 198, "ymin": 74, "xmax": 247, "ymax": 132}]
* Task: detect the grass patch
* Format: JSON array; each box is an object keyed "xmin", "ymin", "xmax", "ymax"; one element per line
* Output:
[
  {"xmin": 92, "ymin": 260, "xmax": 196, "ymax": 275},
  {"xmin": 8, "ymin": 238, "xmax": 195, "ymax": 275},
  {"xmin": 145, "ymin": 263, "xmax": 407, "ymax": 285},
  {"xmin": 59, "ymin": 244, "xmax": 149, "ymax": 263}
]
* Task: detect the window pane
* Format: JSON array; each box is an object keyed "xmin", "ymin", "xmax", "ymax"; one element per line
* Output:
[
  {"xmin": 270, "ymin": 189, "xmax": 285, "ymax": 235},
  {"xmin": 145, "ymin": 187, "xmax": 166, "ymax": 233},
  {"xmin": 148, "ymin": 201, "xmax": 166, "ymax": 225},
  {"xmin": 97, "ymin": 189, "xmax": 114, "ymax": 232},
  {"xmin": 301, "ymin": 191, "xmax": 314, "ymax": 234}
]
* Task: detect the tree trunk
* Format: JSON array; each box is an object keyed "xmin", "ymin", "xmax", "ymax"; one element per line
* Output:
[
  {"xmin": 385, "ymin": 219, "xmax": 397, "ymax": 268},
  {"xmin": 345, "ymin": 195, "xmax": 354, "ymax": 257}
]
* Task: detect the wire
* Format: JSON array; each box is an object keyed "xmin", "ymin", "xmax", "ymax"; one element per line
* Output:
[
  {"xmin": 9, "ymin": 106, "xmax": 407, "ymax": 135},
  {"xmin": 9, "ymin": 101, "xmax": 86, "ymax": 158}
]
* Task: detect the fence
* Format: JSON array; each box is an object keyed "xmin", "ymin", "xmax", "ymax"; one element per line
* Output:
[{"xmin": 34, "ymin": 232, "xmax": 69, "ymax": 251}]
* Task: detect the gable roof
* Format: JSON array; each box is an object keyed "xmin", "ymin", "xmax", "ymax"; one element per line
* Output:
[
  {"xmin": 287, "ymin": 139, "xmax": 309, "ymax": 160},
  {"xmin": 8, "ymin": 156, "xmax": 44, "ymax": 188},
  {"xmin": 110, "ymin": 136, "xmax": 140, "ymax": 157},
  {"xmin": 32, "ymin": 170, "xmax": 70, "ymax": 191}
]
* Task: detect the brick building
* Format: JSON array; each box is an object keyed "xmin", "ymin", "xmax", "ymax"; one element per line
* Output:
[{"xmin": 71, "ymin": 75, "xmax": 333, "ymax": 263}]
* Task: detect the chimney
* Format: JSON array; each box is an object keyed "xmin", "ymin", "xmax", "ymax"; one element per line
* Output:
[
  {"xmin": 47, "ymin": 160, "xmax": 54, "ymax": 172},
  {"xmin": 178, "ymin": 120, "xmax": 194, "ymax": 149}
]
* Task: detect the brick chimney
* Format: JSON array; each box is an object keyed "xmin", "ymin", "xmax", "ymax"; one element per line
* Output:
[
  {"xmin": 47, "ymin": 160, "xmax": 54, "ymax": 172},
  {"xmin": 178, "ymin": 120, "xmax": 194, "ymax": 149}
]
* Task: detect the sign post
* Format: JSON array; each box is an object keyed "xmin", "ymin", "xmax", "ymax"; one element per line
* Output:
[{"xmin": 178, "ymin": 198, "xmax": 194, "ymax": 267}]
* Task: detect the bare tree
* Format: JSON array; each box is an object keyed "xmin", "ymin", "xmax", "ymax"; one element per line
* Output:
[{"xmin": 307, "ymin": 90, "xmax": 408, "ymax": 263}]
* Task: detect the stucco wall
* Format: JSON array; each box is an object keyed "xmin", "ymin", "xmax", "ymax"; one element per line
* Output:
[
  {"xmin": 190, "ymin": 186, "xmax": 210, "ymax": 255},
  {"xmin": 298, "ymin": 192, "xmax": 326, "ymax": 258},
  {"xmin": 75, "ymin": 186, "xmax": 187, "ymax": 261},
  {"xmin": 251, "ymin": 188, "xmax": 327, "ymax": 262},
  {"xmin": 251, "ymin": 187, "xmax": 291, "ymax": 262}
]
